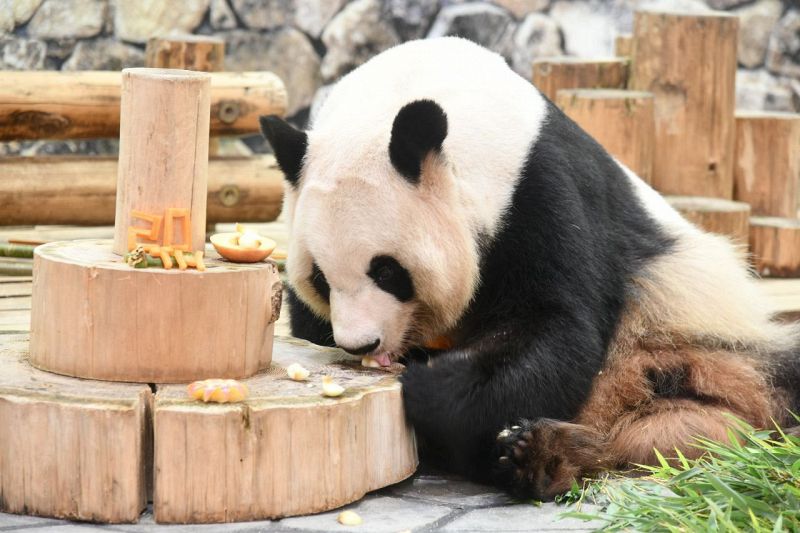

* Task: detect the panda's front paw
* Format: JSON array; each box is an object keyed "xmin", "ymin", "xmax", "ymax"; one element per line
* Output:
[
  {"xmin": 492, "ymin": 419, "xmax": 608, "ymax": 501},
  {"xmin": 398, "ymin": 361, "xmax": 439, "ymax": 424}
]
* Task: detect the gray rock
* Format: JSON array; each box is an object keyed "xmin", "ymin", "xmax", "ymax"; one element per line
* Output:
[
  {"xmin": 277, "ymin": 495, "xmax": 454, "ymax": 532},
  {"xmin": 321, "ymin": 0, "xmax": 400, "ymax": 82},
  {"xmin": 383, "ymin": 0, "xmax": 441, "ymax": 40},
  {"xmin": 0, "ymin": 0, "xmax": 44, "ymax": 31},
  {"xmin": 705, "ymin": 0, "xmax": 750, "ymax": 8},
  {"xmin": 427, "ymin": 2, "xmax": 515, "ymax": 57},
  {"xmin": 766, "ymin": 9, "xmax": 800, "ymax": 78},
  {"xmin": 209, "ymin": 0, "xmax": 237, "ymax": 30},
  {"xmin": 62, "ymin": 38, "xmax": 145, "ymax": 70},
  {"xmin": 735, "ymin": 0, "xmax": 783, "ymax": 68},
  {"xmin": 0, "ymin": 36, "xmax": 46, "ymax": 69},
  {"xmin": 548, "ymin": 0, "xmax": 633, "ymax": 57},
  {"xmin": 43, "ymin": 38, "xmax": 76, "ymax": 69},
  {"xmin": 222, "ymin": 28, "xmax": 322, "ymax": 116},
  {"xmin": 113, "ymin": 0, "xmax": 209, "ymax": 43},
  {"xmin": 1, "ymin": 6, "xmax": 13, "ymax": 34},
  {"xmin": 441, "ymin": 502, "xmax": 602, "ymax": 531},
  {"xmin": 736, "ymin": 68, "xmax": 794, "ymax": 112},
  {"xmin": 493, "ymin": 0, "xmax": 551, "ymax": 19},
  {"xmin": 510, "ymin": 12, "xmax": 562, "ymax": 78},
  {"xmin": 296, "ymin": 0, "xmax": 347, "ymax": 38},
  {"xmin": 27, "ymin": 0, "xmax": 105, "ymax": 39},
  {"xmin": 385, "ymin": 472, "xmax": 513, "ymax": 508},
  {"xmin": 229, "ymin": 0, "xmax": 291, "ymax": 30}
]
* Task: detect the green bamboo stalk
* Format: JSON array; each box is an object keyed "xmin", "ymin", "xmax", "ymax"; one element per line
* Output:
[{"xmin": 0, "ymin": 243, "xmax": 37, "ymax": 259}]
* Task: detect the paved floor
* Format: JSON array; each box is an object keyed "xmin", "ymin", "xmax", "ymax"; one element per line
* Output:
[{"xmin": 0, "ymin": 468, "xmax": 601, "ymax": 532}]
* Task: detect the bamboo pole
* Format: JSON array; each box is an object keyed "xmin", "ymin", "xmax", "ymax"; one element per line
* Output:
[
  {"xmin": 532, "ymin": 57, "xmax": 628, "ymax": 101},
  {"xmin": 0, "ymin": 71, "xmax": 287, "ymax": 140},
  {"xmin": 629, "ymin": 10, "xmax": 738, "ymax": 198}
]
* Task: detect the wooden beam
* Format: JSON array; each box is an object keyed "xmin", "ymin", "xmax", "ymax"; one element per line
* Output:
[
  {"xmin": 667, "ymin": 196, "xmax": 751, "ymax": 245},
  {"xmin": 556, "ymin": 89, "xmax": 654, "ymax": 183},
  {"xmin": 0, "ymin": 70, "xmax": 287, "ymax": 140},
  {"xmin": 0, "ymin": 155, "xmax": 283, "ymax": 225},
  {"xmin": 630, "ymin": 11, "xmax": 738, "ymax": 198},
  {"xmin": 734, "ymin": 111, "xmax": 800, "ymax": 218},
  {"xmin": 145, "ymin": 35, "xmax": 225, "ymax": 72},
  {"xmin": 532, "ymin": 57, "xmax": 628, "ymax": 101}
]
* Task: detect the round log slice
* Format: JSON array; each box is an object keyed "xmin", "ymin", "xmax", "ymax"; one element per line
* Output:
[
  {"xmin": 154, "ymin": 336, "xmax": 417, "ymax": 524},
  {"xmin": 30, "ymin": 239, "xmax": 282, "ymax": 383},
  {"xmin": 0, "ymin": 335, "xmax": 151, "ymax": 523}
]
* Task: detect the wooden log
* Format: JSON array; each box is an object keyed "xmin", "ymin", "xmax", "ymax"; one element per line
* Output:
[
  {"xmin": 153, "ymin": 337, "xmax": 417, "ymax": 523},
  {"xmin": 749, "ymin": 217, "xmax": 800, "ymax": 277},
  {"xmin": 555, "ymin": 89, "xmax": 654, "ymax": 183},
  {"xmin": 0, "ymin": 335, "xmax": 151, "ymax": 523},
  {"xmin": 532, "ymin": 57, "xmax": 629, "ymax": 101},
  {"xmin": 113, "ymin": 68, "xmax": 210, "ymax": 254},
  {"xmin": 0, "ymin": 71, "xmax": 287, "ymax": 140},
  {"xmin": 666, "ymin": 196, "xmax": 751, "ymax": 244},
  {"xmin": 29, "ymin": 240, "xmax": 282, "ymax": 382},
  {"xmin": 145, "ymin": 35, "xmax": 225, "ymax": 71},
  {"xmin": 629, "ymin": 10, "xmax": 738, "ymax": 199},
  {"xmin": 733, "ymin": 111, "xmax": 800, "ymax": 218},
  {"xmin": 0, "ymin": 155, "xmax": 284, "ymax": 226},
  {"xmin": 615, "ymin": 34, "xmax": 633, "ymax": 57}
]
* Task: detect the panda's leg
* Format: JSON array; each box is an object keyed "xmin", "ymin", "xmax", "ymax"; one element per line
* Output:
[{"xmin": 285, "ymin": 286, "xmax": 335, "ymax": 347}]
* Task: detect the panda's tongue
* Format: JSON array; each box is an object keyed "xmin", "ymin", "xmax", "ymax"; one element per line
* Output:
[{"xmin": 374, "ymin": 353, "xmax": 392, "ymax": 367}]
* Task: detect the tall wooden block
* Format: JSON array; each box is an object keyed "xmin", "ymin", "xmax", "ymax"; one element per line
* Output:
[
  {"xmin": 749, "ymin": 217, "xmax": 800, "ymax": 277},
  {"xmin": 556, "ymin": 89, "xmax": 654, "ymax": 183},
  {"xmin": 615, "ymin": 34, "xmax": 633, "ymax": 57},
  {"xmin": 113, "ymin": 68, "xmax": 210, "ymax": 255},
  {"xmin": 734, "ymin": 111, "xmax": 800, "ymax": 218},
  {"xmin": 630, "ymin": 10, "xmax": 738, "ymax": 199},
  {"xmin": 667, "ymin": 196, "xmax": 751, "ymax": 244},
  {"xmin": 532, "ymin": 57, "xmax": 629, "ymax": 101}
]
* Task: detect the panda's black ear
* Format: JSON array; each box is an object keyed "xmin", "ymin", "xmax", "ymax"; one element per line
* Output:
[
  {"xmin": 259, "ymin": 115, "xmax": 307, "ymax": 186},
  {"xmin": 389, "ymin": 100, "xmax": 448, "ymax": 185}
]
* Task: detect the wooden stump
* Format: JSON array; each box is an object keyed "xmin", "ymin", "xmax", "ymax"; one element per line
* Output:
[
  {"xmin": 615, "ymin": 34, "xmax": 633, "ymax": 57},
  {"xmin": 555, "ymin": 89, "xmax": 654, "ymax": 183},
  {"xmin": 630, "ymin": 10, "xmax": 738, "ymax": 199},
  {"xmin": 29, "ymin": 240, "xmax": 281, "ymax": 383},
  {"xmin": 0, "ymin": 71, "xmax": 287, "ymax": 141},
  {"xmin": 154, "ymin": 337, "xmax": 417, "ymax": 524},
  {"xmin": 0, "ymin": 155, "xmax": 284, "ymax": 226},
  {"xmin": 113, "ymin": 68, "xmax": 210, "ymax": 254},
  {"xmin": 532, "ymin": 57, "xmax": 628, "ymax": 101},
  {"xmin": 0, "ymin": 335, "xmax": 151, "ymax": 523},
  {"xmin": 749, "ymin": 217, "xmax": 800, "ymax": 277},
  {"xmin": 734, "ymin": 111, "xmax": 800, "ymax": 218},
  {"xmin": 145, "ymin": 35, "xmax": 225, "ymax": 72},
  {"xmin": 667, "ymin": 196, "xmax": 751, "ymax": 244}
]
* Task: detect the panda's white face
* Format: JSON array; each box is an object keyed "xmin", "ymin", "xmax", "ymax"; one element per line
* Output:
[{"xmin": 286, "ymin": 152, "xmax": 479, "ymax": 363}]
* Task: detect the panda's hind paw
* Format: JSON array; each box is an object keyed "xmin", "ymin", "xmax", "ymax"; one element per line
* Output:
[{"xmin": 492, "ymin": 419, "xmax": 608, "ymax": 501}]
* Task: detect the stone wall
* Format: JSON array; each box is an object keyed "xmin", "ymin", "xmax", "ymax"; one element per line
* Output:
[{"xmin": 2, "ymin": 0, "xmax": 799, "ymax": 153}]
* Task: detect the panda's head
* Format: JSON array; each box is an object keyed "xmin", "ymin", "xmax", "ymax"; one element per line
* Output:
[{"xmin": 260, "ymin": 100, "xmax": 479, "ymax": 364}]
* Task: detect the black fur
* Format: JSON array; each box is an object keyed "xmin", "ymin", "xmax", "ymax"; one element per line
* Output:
[
  {"xmin": 389, "ymin": 100, "xmax": 448, "ymax": 184},
  {"xmin": 368, "ymin": 255, "xmax": 415, "ymax": 302},
  {"xmin": 259, "ymin": 115, "xmax": 307, "ymax": 185},
  {"xmin": 310, "ymin": 262, "xmax": 331, "ymax": 303},
  {"xmin": 400, "ymin": 100, "xmax": 674, "ymax": 483},
  {"xmin": 286, "ymin": 287, "xmax": 334, "ymax": 347}
]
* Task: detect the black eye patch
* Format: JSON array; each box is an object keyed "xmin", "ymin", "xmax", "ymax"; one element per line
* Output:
[
  {"xmin": 310, "ymin": 262, "xmax": 330, "ymax": 302},
  {"xmin": 368, "ymin": 255, "xmax": 414, "ymax": 302}
]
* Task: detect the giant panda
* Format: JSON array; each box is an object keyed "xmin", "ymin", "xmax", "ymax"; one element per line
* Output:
[{"xmin": 259, "ymin": 37, "xmax": 800, "ymax": 500}]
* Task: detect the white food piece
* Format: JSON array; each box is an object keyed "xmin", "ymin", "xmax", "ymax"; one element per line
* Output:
[
  {"xmin": 286, "ymin": 362, "xmax": 310, "ymax": 381},
  {"xmin": 337, "ymin": 510, "xmax": 362, "ymax": 526},
  {"xmin": 237, "ymin": 231, "xmax": 261, "ymax": 250},
  {"xmin": 361, "ymin": 355, "xmax": 382, "ymax": 368},
  {"xmin": 322, "ymin": 375, "xmax": 345, "ymax": 397}
]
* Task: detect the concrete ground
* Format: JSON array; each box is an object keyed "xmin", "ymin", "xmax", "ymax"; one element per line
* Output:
[{"xmin": 0, "ymin": 467, "xmax": 601, "ymax": 532}]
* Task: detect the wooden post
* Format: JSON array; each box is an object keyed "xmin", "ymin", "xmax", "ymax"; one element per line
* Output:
[
  {"xmin": 734, "ymin": 111, "xmax": 800, "ymax": 218},
  {"xmin": 532, "ymin": 57, "xmax": 628, "ymax": 101},
  {"xmin": 749, "ymin": 217, "xmax": 800, "ymax": 277},
  {"xmin": 0, "ymin": 156, "xmax": 284, "ymax": 226},
  {"xmin": 145, "ymin": 35, "xmax": 225, "ymax": 72},
  {"xmin": 630, "ymin": 11, "xmax": 738, "ymax": 199},
  {"xmin": 113, "ymin": 68, "xmax": 210, "ymax": 255},
  {"xmin": 0, "ymin": 71, "xmax": 287, "ymax": 140},
  {"xmin": 555, "ymin": 89, "xmax": 654, "ymax": 183},
  {"xmin": 615, "ymin": 34, "xmax": 633, "ymax": 57},
  {"xmin": 666, "ymin": 196, "xmax": 751, "ymax": 245}
]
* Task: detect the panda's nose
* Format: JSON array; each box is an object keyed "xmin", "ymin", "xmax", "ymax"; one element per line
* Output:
[{"xmin": 338, "ymin": 338, "xmax": 380, "ymax": 355}]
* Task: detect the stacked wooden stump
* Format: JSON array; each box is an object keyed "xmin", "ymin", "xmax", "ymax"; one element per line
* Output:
[
  {"xmin": 0, "ymin": 58, "xmax": 416, "ymax": 524},
  {"xmin": 540, "ymin": 9, "xmax": 800, "ymax": 277}
]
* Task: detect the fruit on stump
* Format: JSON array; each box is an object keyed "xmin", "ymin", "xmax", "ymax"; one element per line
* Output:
[{"xmin": 210, "ymin": 223, "xmax": 276, "ymax": 263}]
